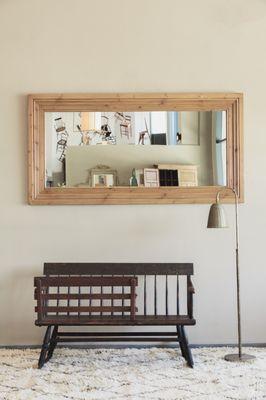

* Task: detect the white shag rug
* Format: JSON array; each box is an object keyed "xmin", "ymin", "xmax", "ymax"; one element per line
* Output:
[{"xmin": 0, "ymin": 347, "xmax": 265, "ymax": 400}]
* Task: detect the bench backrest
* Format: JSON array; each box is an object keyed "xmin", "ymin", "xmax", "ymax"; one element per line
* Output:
[{"xmin": 41, "ymin": 263, "xmax": 194, "ymax": 318}]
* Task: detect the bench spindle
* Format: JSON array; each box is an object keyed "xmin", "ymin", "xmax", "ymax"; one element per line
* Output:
[
  {"xmin": 165, "ymin": 274, "xmax": 168, "ymax": 316},
  {"xmin": 78, "ymin": 277, "xmax": 81, "ymax": 317},
  {"xmin": 111, "ymin": 275, "xmax": 114, "ymax": 316},
  {"xmin": 57, "ymin": 274, "xmax": 60, "ymax": 316},
  {"xmin": 154, "ymin": 274, "xmax": 157, "ymax": 316},
  {"xmin": 176, "ymin": 275, "xmax": 180, "ymax": 314},
  {"xmin": 130, "ymin": 278, "xmax": 136, "ymax": 320},
  {"xmin": 36, "ymin": 279, "xmax": 43, "ymax": 321},
  {"xmin": 144, "ymin": 274, "xmax": 147, "ymax": 316},
  {"xmin": 89, "ymin": 279, "xmax": 92, "ymax": 316},
  {"xmin": 122, "ymin": 274, "xmax": 125, "ymax": 317},
  {"xmin": 67, "ymin": 274, "xmax": 71, "ymax": 316},
  {"xmin": 100, "ymin": 275, "xmax": 103, "ymax": 316}
]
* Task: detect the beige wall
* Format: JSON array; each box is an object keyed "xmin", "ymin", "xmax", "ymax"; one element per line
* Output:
[{"xmin": 0, "ymin": 0, "xmax": 266, "ymax": 345}]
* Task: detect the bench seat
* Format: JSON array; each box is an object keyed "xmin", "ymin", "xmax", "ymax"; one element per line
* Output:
[{"xmin": 36, "ymin": 315, "xmax": 196, "ymax": 326}]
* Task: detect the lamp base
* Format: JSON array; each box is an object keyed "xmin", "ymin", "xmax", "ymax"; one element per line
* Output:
[{"xmin": 224, "ymin": 353, "xmax": 256, "ymax": 362}]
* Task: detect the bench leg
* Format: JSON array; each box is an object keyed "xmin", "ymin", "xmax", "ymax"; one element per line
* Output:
[
  {"xmin": 47, "ymin": 325, "xmax": 58, "ymax": 361},
  {"xmin": 38, "ymin": 325, "xmax": 52, "ymax": 369},
  {"xmin": 177, "ymin": 325, "xmax": 194, "ymax": 368},
  {"xmin": 176, "ymin": 325, "xmax": 186, "ymax": 359}
]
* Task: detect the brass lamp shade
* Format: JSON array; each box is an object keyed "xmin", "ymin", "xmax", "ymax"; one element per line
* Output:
[{"xmin": 207, "ymin": 203, "xmax": 228, "ymax": 228}]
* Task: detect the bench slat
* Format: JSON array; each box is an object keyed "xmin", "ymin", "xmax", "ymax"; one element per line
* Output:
[
  {"xmin": 35, "ymin": 293, "xmax": 132, "ymax": 300},
  {"xmin": 35, "ymin": 306, "xmax": 135, "ymax": 313},
  {"xmin": 34, "ymin": 276, "xmax": 137, "ymax": 287}
]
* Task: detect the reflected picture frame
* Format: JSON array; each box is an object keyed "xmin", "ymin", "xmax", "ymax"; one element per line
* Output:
[
  {"xmin": 144, "ymin": 168, "xmax": 160, "ymax": 187},
  {"xmin": 89, "ymin": 165, "xmax": 118, "ymax": 188}
]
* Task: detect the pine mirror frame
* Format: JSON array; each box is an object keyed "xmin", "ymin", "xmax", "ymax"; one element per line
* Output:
[{"xmin": 28, "ymin": 93, "xmax": 243, "ymax": 205}]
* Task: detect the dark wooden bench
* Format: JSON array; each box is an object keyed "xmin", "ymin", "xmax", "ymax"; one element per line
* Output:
[{"xmin": 34, "ymin": 263, "xmax": 196, "ymax": 368}]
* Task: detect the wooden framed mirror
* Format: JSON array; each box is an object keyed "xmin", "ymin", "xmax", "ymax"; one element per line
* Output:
[{"xmin": 28, "ymin": 93, "xmax": 243, "ymax": 205}]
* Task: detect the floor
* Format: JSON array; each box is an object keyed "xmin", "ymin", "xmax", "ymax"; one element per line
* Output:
[{"xmin": 0, "ymin": 347, "xmax": 265, "ymax": 400}]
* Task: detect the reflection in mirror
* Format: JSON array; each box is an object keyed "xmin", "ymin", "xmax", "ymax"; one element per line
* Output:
[{"xmin": 45, "ymin": 111, "xmax": 227, "ymax": 188}]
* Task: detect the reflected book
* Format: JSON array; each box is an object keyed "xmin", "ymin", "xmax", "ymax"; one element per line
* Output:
[{"xmin": 159, "ymin": 169, "xmax": 179, "ymax": 186}]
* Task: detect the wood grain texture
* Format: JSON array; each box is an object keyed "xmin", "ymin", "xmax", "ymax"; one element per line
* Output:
[{"xmin": 28, "ymin": 92, "xmax": 243, "ymax": 204}]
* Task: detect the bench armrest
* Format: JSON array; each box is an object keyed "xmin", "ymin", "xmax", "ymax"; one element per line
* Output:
[
  {"xmin": 188, "ymin": 280, "xmax": 195, "ymax": 294},
  {"xmin": 187, "ymin": 276, "xmax": 195, "ymax": 319}
]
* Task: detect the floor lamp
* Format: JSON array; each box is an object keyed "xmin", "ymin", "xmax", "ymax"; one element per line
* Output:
[{"xmin": 207, "ymin": 187, "xmax": 255, "ymax": 362}]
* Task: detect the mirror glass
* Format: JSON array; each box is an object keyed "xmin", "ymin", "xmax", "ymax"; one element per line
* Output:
[{"xmin": 45, "ymin": 110, "xmax": 227, "ymax": 188}]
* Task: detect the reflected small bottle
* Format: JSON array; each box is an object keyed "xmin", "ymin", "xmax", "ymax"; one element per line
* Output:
[{"xmin": 130, "ymin": 169, "xmax": 138, "ymax": 186}]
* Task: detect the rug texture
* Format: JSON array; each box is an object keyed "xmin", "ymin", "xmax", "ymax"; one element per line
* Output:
[{"xmin": 0, "ymin": 347, "xmax": 265, "ymax": 400}]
